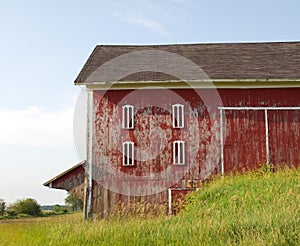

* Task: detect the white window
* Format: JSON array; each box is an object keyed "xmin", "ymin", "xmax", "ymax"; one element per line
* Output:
[
  {"xmin": 122, "ymin": 105, "xmax": 134, "ymax": 129},
  {"xmin": 123, "ymin": 141, "xmax": 134, "ymax": 166},
  {"xmin": 172, "ymin": 104, "xmax": 184, "ymax": 128},
  {"xmin": 173, "ymin": 140, "xmax": 185, "ymax": 165}
]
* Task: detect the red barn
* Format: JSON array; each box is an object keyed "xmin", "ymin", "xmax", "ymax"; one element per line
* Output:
[{"xmin": 44, "ymin": 42, "xmax": 300, "ymax": 219}]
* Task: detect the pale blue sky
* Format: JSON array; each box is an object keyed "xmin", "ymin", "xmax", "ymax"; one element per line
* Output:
[{"xmin": 0, "ymin": 0, "xmax": 299, "ymax": 205}]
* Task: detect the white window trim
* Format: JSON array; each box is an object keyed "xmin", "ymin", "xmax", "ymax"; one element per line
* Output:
[
  {"xmin": 172, "ymin": 104, "xmax": 184, "ymax": 128},
  {"xmin": 123, "ymin": 141, "xmax": 134, "ymax": 166},
  {"xmin": 122, "ymin": 104, "xmax": 134, "ymax": 129},
  {"xmin": 173, "ymin": 140, "xmax": 185, "ymax": 165}
]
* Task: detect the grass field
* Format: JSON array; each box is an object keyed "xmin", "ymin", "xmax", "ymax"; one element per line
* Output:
[{"xmin": 1, "ymin": 167, "xmax": 299, "ymax": 245}]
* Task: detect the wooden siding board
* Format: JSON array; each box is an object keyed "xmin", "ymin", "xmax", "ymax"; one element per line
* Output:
[
  {"xmin": 269, "ymin": 110, "xmax": 300, "ymax": 167},
  {"xmin": 223, "ymin": 110, "xmax": 266, "ymax": 172}
]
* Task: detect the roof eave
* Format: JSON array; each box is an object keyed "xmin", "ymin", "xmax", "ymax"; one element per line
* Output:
[{"xmin": 75, "ymin": 78, "xmax": 300, "ymax": 90}]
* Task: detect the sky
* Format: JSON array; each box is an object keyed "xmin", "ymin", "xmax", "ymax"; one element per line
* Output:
[{"xmin": 0, "ymin": 0, "xmax": 299, "ymax": 205}]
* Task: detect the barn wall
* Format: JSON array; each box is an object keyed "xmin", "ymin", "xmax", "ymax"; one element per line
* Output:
[
  {"xmin": 91, "ymin": 182, "xmax": 169, "ymax": 218},
  {"xmin": 50, "ymin": 165, "xmax": 85, "ymax": 201},
  {"xmin": 91, "ymin": 87, "xmax": 300, "ymax": 216}
]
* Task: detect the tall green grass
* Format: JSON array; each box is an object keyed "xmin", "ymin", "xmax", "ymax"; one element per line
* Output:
[{"xmin": 1, "ymin": 168, "xmax": 299, "ymax": 245}]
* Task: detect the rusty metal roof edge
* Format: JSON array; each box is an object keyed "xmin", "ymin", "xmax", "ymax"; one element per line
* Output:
[{"xmin": 43, "ymin": 160, "xmax": 86, "ymax": 187}]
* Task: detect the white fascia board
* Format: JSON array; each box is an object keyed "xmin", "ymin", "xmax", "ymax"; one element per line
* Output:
[{"xmin": 84, "ymin": 79, "xmax": 300, "ymax": 90}]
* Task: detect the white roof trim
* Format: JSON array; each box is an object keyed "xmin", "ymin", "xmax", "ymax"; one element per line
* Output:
[{"xmin": 83, "ymin": 79, "xmax": 300, "ymax": 90}]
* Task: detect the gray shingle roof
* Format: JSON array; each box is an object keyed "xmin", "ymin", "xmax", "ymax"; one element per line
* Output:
[{"xmin": 74, "ymin": 41, "xmax": 300, "ymax": 84}]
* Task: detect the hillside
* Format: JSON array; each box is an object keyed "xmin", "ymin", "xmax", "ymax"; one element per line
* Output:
[{"xmin": 0, "ymin": 167, "xmax": 299, "ymax": 245}]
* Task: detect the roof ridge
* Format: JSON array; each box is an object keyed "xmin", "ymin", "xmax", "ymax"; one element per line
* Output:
[{"xmin": 93, "ymin": 41, "xmax": 300, "ymax": 48}]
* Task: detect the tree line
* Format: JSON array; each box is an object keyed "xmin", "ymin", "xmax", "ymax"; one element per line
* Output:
[{"xmin": 0, "ymin": 193, "xmax": 83, "ymax": 218}]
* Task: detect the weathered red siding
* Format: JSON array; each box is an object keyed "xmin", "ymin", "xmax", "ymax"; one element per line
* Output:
[
  {"xmin": 91, "ymin": 87, "xmax": 300, "ymax": 216},
  {"xmin": 269, "ymin": 110, "xmax": 300, "ymax": 166},
  {"xmin": 219, "ymin": 88, "xmax": 300, "ymax": 170},
  {"xmin": 223, "ymin": 110, "xmax": 266, "ymax": 172},
  {"xmin": 50, "ymin": 165, "xmax": 85, "ymax": 201}
]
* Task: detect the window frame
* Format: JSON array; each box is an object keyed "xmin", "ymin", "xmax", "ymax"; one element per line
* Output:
[
  {"xmin": 173, "ymin": 140, "xmax": 185, "ymax": 165},
  {"xmin": 172, "ymin": 104, "xmax": 184, "ymax": 128},
  {"xmin": 122, "ymin": 141, "xmax": 135, "ymax": 166},
  {"xmin": 122, "ymin": 104, "xmax": 134, "ymax": 129}
]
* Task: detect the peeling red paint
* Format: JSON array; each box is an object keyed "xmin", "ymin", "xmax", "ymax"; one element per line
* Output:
[
  {"xmin": 46, "ymin": 87, "xmax": 300, "ymax": 217},
  {"xmin": 269, "ymin": 110, "xmax": 300, "ymax": 166},
  {"xmin": 46, "ymin": 164, "xmax": 86, "ymax": 201},
  {"xmin": 91, "ymin": 88, "xmax": 300, "ymax": 216}
]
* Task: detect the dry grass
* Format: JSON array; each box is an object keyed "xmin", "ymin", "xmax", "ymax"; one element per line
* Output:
[{"xmin": 0, "ymin": 167, "xmax": 299, "ymax": 245}]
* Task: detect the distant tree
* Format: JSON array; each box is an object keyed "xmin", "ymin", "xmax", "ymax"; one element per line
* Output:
[
  {"xmin": 0, "ymin": 198, "xmax": 5, "ymax": 216},
  {"xmin": 65, "ymin": 193, "xmax": 83, "ymax": 211},
  {"xmin": 53, "ymin": 204, "xmax": 61, "ymax": 213},
  {"xmin": 9, "ymin": 198, "xmax": 41, "ymax": 216},
  {"xmin": 53, "ymin": 204, "xmax": 68, "ymax": 214}
]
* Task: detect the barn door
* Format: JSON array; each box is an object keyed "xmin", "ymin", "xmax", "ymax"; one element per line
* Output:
[
  {"xmin": 268, "ymin": 110, "xmax": 300, "ymax": 168},
  {"xmin": 223, "ymin": 110, "xmax": 266, "ymax": 173}
]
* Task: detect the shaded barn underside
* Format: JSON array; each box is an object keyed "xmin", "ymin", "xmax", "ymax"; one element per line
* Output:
[{"xmin": 43, "ymin": 161, "xmax": 86, "ymax": 202}]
